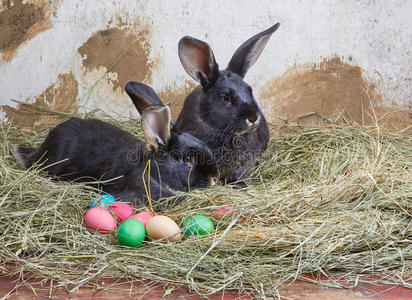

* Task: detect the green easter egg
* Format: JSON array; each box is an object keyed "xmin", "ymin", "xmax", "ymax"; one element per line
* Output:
[
  {"xmin": 117, "ymin": 219, "xmax": 146, "ymax": 247},
  {"xmin": 182, "ymin": 215, "xmax": 215, "ymax": 236}
]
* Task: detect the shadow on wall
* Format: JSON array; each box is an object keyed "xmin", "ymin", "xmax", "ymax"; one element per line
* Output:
[{"xmin": 260, "ymin": 57, "xmax": 411, "ymax": 131}]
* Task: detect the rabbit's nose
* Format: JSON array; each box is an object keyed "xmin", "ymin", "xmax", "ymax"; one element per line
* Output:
[
  {"xmin": 246, "ymin": 113, "xmax": 259, "ymax": 125},
  {"xmin": 210, "ymin": 176, "xmax": 219, "ymax": 186}
]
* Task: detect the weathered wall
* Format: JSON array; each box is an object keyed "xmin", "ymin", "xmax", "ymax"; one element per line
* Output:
[{"xmin": 1, "ymin": 0, "xmax": 411, "ymax": 129}]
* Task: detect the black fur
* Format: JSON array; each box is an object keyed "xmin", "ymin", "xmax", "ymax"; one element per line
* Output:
[
  {"xmin": 125, "ymin": 81, "xmax": 163, "ymax": 115},
  {"xmin": 14, "ymin": 84, "xmax": 218, "ymax": 206},
  {"xmin": 14, "ymin": 145, "xmax": 37, "ymax": 169},
  {"xmin": 176, "ymin": 24, "xmax": 280, "ymax": 183}
]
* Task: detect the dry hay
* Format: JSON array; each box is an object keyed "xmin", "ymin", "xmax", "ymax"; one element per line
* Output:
[{"xmin": 0, "ymin": 110, "xmax": 411, "ymax": 298}]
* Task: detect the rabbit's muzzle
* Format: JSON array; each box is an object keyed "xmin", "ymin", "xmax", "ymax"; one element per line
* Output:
[
  {"xmin": 210, "ymin": 176, "xmax": 219, "ymax": 186},
  {"xmin": 237, "ymin": 115, "xmax": 261, "ymax": 135}
]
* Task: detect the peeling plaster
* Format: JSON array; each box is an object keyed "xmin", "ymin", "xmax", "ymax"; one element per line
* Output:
[{"xmin": 0, "ymin": 0, "xmax": 410, "ymax": 127}]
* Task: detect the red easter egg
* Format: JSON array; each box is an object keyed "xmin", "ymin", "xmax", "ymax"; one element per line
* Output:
[
  {"xmin": 84, "ymin": 207, "xmax": 116, "ymax": 234},
  {"xmin": 212, "ymin": 205, "xmax": 238, "ymax": 217},
  {"xmin": 110, "ymin": 202, "xmax": 134, "ymax": 223},
  {"xmin": 129, "ymin": 211, "xmax": 157, "ymax": 227}
]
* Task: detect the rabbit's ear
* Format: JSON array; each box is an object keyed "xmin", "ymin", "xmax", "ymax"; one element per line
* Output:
[
  {"xmin": 227, "ymin": 23, "xmax": 280, "ymax": 78},
  {"xmin": 178, "ymin": 36, "xmax": 220, "ymax": 89},
  {"xmin": 125, "ymin": 81, "xmax": 164, "ymax": 115},
  {"xmin": 141, "ymin": 105, "xmax": 171, "ymax": 150}
]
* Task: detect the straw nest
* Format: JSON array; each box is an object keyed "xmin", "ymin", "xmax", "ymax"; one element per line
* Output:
[{"xmin": 0, "ymin": 111, "xmax": 411, "ymax": 298}]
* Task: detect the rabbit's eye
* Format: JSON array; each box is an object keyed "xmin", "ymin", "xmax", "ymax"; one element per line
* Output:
[
  {"xmin": 181, "ymin": 154, "xmax": 196, "ymax": 167},
  {"xmin": 220, "ymin": 94, "xmax": 231, "ymax": 104},
  {"xmin": 187, "ymin": 155, "xmax": 196, "ymax": 165}
]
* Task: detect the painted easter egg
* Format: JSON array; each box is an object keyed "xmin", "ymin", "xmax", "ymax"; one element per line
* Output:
[
  {"xmin": 84, "ymin": 207, "xmax": 116, "ymax": 234},
  {"xmin": 211, "ymin": 205, "xmax": 238, "ymax": 217},
  {"xmin": 129, "ymin": 211, "xmax": 157, "ymax": 227},
  {"xmin": 90, "ymin": 194, "xmax": 115, "ymax": 208},
  {"xmin": 109, "ymin": 202, "xmax": 134, "ymax": 223},
  {"xmin": 146, "ymin": 215, "xmax": 181, "ymax": 242},
  {"xmin": 117, "ymin": 219, "xmax": 146, "ymax": 247},
  {"xmin": 182, "ymin": 215, "xmax": 215, "ymax": 236}
]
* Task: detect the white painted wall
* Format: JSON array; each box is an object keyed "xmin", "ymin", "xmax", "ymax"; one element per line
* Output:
[{"xmin": 1, "ymin": 0, "xmax": 411, "ymax": 121}]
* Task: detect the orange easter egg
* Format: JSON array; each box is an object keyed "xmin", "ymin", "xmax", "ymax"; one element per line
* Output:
[{"xmin": 146, "ymin": 215, "xmax": 181, "ymax": 242}]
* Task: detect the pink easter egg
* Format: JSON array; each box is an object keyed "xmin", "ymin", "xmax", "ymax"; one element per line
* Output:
[
  {"xmin": 84, "ymin": 207, "xmax": 116, "ymax": 234},
  {"xmin": 211, "ymin": 205, "xmax": 238, "ymax": 217},
  {"xmin": 129, "ymin": 211, "xmax": 157, "ymax": 227},
  {"xmin": 110, "ymin": 202, "xmax": 134, "ymax": 223}
]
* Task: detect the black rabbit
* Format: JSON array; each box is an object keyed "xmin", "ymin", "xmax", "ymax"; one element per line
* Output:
[
  {"xmin": 14, "ymin": 82, "xmax": 218, "ymax": 206},
  {"xmin": 175, "ymin": 23, "xmax": 280, "ymax": 184}
]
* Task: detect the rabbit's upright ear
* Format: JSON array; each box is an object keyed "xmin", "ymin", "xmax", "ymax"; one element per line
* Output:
[
  {"xmin": 178, "ymin": 37, "xmax": 220, "ymax": 89},
  {"xmin": 141, "ymin": 105, "xmax": 171, "ymax": 150},
  {"xmin": 125, "ymin": 81, "xmax": 164, "ymax": 115},
  {"xmin": 227, "ymin": 23, "xmax": 280, "ymax": 78}
]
